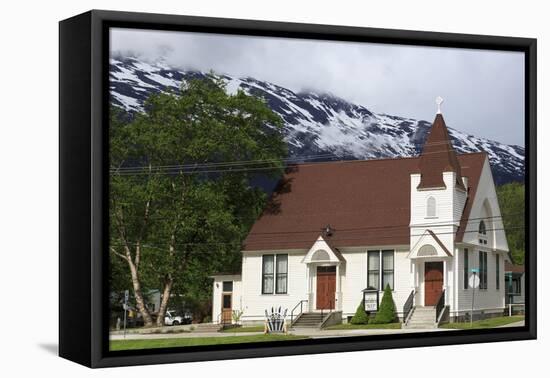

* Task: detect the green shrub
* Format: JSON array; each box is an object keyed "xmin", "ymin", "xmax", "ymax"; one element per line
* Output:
[
  {"xmin": 371, "ymin": 284, "xmax": 397, "ymax": 324},
  {"xmin": 350, "ymin": 300, "xmax": 369, "ymax": 324}
]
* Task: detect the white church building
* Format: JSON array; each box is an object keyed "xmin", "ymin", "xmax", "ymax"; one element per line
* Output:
[{"xmin": 212, "ymin": 105, "xmax": 509, "ymax": 328}]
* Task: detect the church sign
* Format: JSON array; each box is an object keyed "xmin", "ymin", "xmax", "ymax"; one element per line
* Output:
[{"xmin": 362, "ymin": 287, "xmax": 379, "ymax": 312}]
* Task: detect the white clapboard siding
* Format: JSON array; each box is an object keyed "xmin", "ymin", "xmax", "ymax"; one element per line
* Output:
[
  {"xmin": 239, "ymin": 250, "xmax": 308, "ymax": 322},
  {"xmin": 455, "ymin": 247, "xmax": 505, "ymax": 316}
]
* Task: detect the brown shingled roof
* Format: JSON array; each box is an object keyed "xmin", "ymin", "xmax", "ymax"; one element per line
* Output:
[
  {"xmin": 505, "ymin": 261, "xmax": 524, "ymax": 274},
  {"xmin": 243, "ymin": 152, "xmax": 486, "ymax": 251},
  {"xmin": 417, "ymin": 114, "xmax": 466, "ymax": 191}
]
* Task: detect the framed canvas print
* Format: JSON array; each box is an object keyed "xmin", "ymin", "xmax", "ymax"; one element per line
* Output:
[{"xmin": 59, "ymin": 10, "xmax": 536, "ymax": 368}]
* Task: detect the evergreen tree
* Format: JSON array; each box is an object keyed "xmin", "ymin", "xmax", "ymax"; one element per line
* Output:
[
  {"xmin": 350, "ymin": 300, "xmax": 369, "ymax": 324},
  {"xmin": 496, "ymin": 182, "xmax": 525, "ymax": 265},
  {"xmin": 371, "ymin": 284, "xmax": 397, "ymax": 324}
]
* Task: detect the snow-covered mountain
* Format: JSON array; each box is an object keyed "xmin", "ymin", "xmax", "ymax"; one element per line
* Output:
[{"xmin": 109, "ymin": 57, "xmax": 525, "ymax": 185}]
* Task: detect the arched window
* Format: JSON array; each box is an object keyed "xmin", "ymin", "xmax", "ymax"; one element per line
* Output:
[
  {"xmin": 478, "ymin": 220, "xmax": 487, "ymax": 245},
  {"xmin": 418, "ymin": 244, "xmax": 437, "ymax": 257},
  {"xmin": 312, "ymin": 249, "xmax": 330, "ymax": 261},
  {"xmin": 426, "ymin": 196, "xmax": 436, "ymax": 217},
  {"xmin": 479, "ymin": 220, "xmax": 486, "ymax": 235}
]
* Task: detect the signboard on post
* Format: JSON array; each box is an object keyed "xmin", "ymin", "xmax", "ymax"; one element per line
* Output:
[
  {"xmin": 469, "ymin": 273, "xmax": 480, "ymax": 289},
  {"xmin": 362, "ymin": 287, "xmax": 379, "ymax": 313},
  {"xmin": 469, "ymin": 270, "xmax": 478, "ymax": 326}
]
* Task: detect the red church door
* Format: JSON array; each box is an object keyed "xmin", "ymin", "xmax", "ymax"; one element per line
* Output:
[
  {"xmin": 424, "ymin": 262, "xmax": 444, "ymax": 306},
  {"xmin": 316, "ymin": 266, "xmax": 336, "ymax": 310}
]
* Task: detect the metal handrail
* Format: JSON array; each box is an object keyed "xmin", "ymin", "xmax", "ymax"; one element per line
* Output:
[
  {"xmin": 290, "ymin": 300, "xmax": 308, "ymax": 325},
  {"xmin": 435, "ymin": 289, "xmax": 446, "ymax": 321},
  {"xmin": 403, "ymin": 289, "xmax": 415, "ymax": 323},
  {"xmin": 320, "ymin": 298, "xmax": 336, "ymax": 319},
  {"xmin": 217, "ymin": 311, "xmax": 231, "ymax": 327}
]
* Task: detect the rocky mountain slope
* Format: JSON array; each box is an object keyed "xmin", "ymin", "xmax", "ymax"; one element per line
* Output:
[{"xmin": 109, "ymin": 57, "xmax": 525, "ymax": 185}]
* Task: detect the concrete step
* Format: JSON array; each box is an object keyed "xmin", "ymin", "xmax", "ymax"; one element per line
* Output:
[
  {"xmin": 404, "ymin": 306, "xmax": 439, "ymax": 329},
  {"xmin": 293, "ymin": 324, "xmax": 320, "ymax": 328},
  {"xmin": 299, "ymin": 314, "xmax": 324, "ymax": 318},
  {"xmin": 408, "ymin": 321, "xmax": 436, "ymax": 326}
]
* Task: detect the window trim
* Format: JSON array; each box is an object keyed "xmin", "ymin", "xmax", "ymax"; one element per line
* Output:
[
  {"xmin": 275, "ymin": 254, "xmax": 288, "ymax": 294},
  {"xmin": 426, "ymin": 196, "xmax": 437, "ymax": 218},
  {"xmin": 478, "ymin": 221, "xmax": 488, "ymax": 245},
  {"xmin": 367, "ymin": 250, "xmax": 380, "ymax": 290},
  {"xmin": 261, "ymin": 254, "xmax": 275, "ymax": 295},
  {"xmin": 479, "ymin": 251, "xmax": 488, "ymax": 290},
  {"xmin": 222, "ymin": 281, "xmax": 233, "ymax": 293},
  {"xmin": 262, "ymin": 254, "xmax": 288, "ymax": 295},
  {"xmin": 367, "ymin": 249, "xmax": 395, "ymax": 291},
  {"xmin": 382, "ymin": 250, "xmax": 395, "ymax": 290}
]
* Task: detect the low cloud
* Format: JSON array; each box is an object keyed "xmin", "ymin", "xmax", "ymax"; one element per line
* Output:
[{"xmin": 111, "ymin": 28, "xmax": 525, "ymax": 146}]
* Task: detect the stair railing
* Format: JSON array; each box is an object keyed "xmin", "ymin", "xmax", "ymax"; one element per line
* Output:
[
  {"xmin": 435, "ymin": 289, "xmax": 446, "ymax": 321},
  {"xmin": 403, "ymin": 289, "xmax": 415, "ymax": 324},
  {"xmin": 290, "ymin": 300, "xmax": 308, "ymax": 326}
]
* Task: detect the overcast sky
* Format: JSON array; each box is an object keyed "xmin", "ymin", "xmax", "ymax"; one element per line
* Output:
[{"xmin": 111, "ymin": 28, "xmax": 525, "ymax": 146}]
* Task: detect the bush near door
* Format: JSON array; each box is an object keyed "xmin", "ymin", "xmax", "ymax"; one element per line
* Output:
[
  {"xmin": 370, "ymin": 284, "xmax": 397, "ymax": 324},
  {"xmin": 350, "ymin": 301, "xmax": 369, "ymax": 324}
]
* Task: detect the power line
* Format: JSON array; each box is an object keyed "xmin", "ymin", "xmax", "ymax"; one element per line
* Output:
[
  {"xmin": 237, "ymin": 213, "xmax": 524, "ymax": 237},
  {"xmin": 112, "ymin": 153, "xmax": 337, "ymax": 171},
  {"xmin": 109, "ymin": 149, "xmax": 493, "ymax": 175},
  {"xmin": 110, "ymin": 204, "xmax": 523, "ymax": 223},
  {"xmin": 109, "ymin": 225, "xmax": 524, "ymax": 249}
]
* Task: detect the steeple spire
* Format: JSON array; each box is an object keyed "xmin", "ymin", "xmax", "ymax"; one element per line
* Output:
[{"xmin": 417, "ymin": 100, "xmax": 465, "ymax": 190}]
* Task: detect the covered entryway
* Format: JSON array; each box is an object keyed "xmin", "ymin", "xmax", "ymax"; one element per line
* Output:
[
  {"xmin": 316, "ymin": 266, "xmax": 336, "ymax": 310},
  {"xmin": 424, "ymin": 261, "xmax": 443, "ymax": 306}
]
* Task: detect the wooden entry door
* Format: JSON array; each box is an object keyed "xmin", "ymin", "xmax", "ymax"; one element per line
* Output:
[
  {"xmin": 221, "ymin": 293, "xmax": 232, "ymax": 324},
  {"xmin": 424, "ymin": 262, "xmax": 444, "ymax": 306},
  {"xmin": 316, "ymin": 266, "xmax": 336, "ymax": 310}
]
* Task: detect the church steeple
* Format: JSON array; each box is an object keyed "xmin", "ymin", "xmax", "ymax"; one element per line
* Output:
[{"xmin": 417, "ymin": 98, "xmax": 465, "ymax": 190}]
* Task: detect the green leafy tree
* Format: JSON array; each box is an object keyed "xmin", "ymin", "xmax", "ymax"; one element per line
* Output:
[
  {"xmin": 496, "ymin": 182, "xmax": 525, "ymax": 265},
  {"xmin": 109, "ymin": 76, "xmax": 287, "ymax": 327},
  {"xmin": 371, "ymin": 284, "xmax": 397, "ymax": 324},
  {"xmin": 350, "ymin": 300, "xmax": 369, "ymax": 324}
]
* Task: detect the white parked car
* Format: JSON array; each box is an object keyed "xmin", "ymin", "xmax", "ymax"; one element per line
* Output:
[{"xmin": 164, "ymin": 310, "xmax": 184, "ymax": 326}]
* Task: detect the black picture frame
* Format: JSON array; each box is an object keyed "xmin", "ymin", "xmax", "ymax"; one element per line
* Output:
[{"xmin": 59, "ymin": 9, "xmax": 537, "ymax": 368}]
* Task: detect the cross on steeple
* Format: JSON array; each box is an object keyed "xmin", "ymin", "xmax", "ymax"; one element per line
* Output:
[{"xmin": 436, "ymin": 96, "xmax": 444, "ymax": 114}]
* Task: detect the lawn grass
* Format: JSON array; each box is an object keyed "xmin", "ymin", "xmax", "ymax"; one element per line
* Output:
[
  {"xmin": 110, "ymin": 334, "xmax": 306, "ymax": 351},
  {"xmin": 325, "ymin": 322, "xmax": 402, "ymax": 330},
  {"xmin": 440, "ymin": 315, "xmax": 524, "ymax": 330},
  {"xmin": 221, "ymin": 325, "xmax": 265, "ymax": 333}
]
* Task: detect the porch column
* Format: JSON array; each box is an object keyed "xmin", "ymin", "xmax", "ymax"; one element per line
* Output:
[
  {"xmin": 305, "ymin": 264, "xmax": 311, "ymax": 311},
  {"xmin": 336, "ymin": 264, "xmax": 341, "ymax": 311},
  {"xmin": 443, "ymin": 259, "xmax": 448, "ymax": 304}
]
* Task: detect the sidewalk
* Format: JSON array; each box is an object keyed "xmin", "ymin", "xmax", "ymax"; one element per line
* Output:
[
  {"xmin": 110, "ymin": 326, "xmax": 454, "ymax": 340},
  {"xmin": 497, "ymin": 320, "xmax": 525, "ymax": 328}
]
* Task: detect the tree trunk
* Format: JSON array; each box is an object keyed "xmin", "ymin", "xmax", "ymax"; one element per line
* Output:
[
  {"xmin": 156, "ymin": 276, "xmax": 173, "ymax": 327},
  {"xmin": 128, "ymin": 261, "xmax": 154, "ymax": 327}
]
